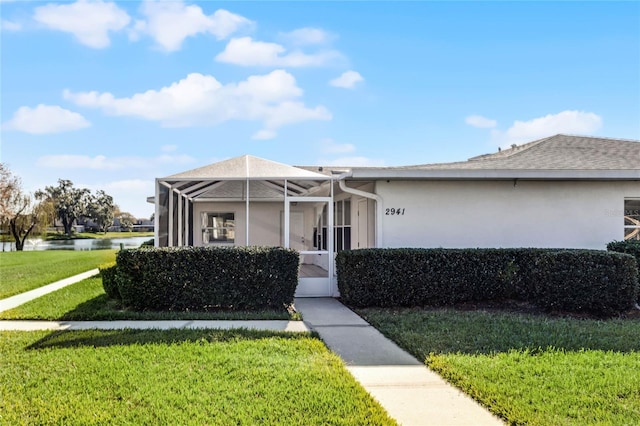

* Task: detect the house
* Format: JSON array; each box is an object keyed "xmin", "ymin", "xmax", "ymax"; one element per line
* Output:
[{"xmin": 153, "ymin": 134, "xmax": 640, "ymax": 297}]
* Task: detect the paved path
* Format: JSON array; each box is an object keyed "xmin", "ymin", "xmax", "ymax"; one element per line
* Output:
[
  {"xmin": 0, "ymin": 319, "xmax": 309, "ymax": 332},
  {"xmin": 294, "ymin": 297, "xmax": 504, "ymax": 426},
  {"xmin": 0, "ymin": 269, "xmax": 100, "ymax": 313},
  {"xmin": 1, "ymin": 274, "xmax": 503, "ymax": 425}
]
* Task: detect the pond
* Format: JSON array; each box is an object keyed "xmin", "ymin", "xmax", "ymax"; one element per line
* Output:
[{"xmin": 1, "ymin": 236, "xmax": 153, "ymax": 252}]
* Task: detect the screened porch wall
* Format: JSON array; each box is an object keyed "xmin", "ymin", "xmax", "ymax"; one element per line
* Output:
[
  {"xmin": 157, "ymin": 184, "xmax": 169, "ymax": 247},
  {"xmin": 191, "ymin": 202, "xmax": 317, "ymax": 248}
]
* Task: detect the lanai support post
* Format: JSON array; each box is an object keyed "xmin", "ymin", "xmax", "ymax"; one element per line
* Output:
[
  {"xmin": 284, "ymin": 179, "xmax": 289, "ymax": 249},
  {"xmin": 245, "ymin": 178, "xmax": 250, "ymax": 246}
]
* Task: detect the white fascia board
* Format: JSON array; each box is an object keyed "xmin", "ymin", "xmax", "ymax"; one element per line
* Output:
[
  {"xmin": 161, "ymin": 176, "xmax": 330, "ymax": 182},
  {"xmin": 349, "ymin": 169, "xmax": 640, "ymax": 180}
]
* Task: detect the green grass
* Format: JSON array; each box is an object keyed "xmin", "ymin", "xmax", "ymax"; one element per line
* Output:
[
  {"xmin": 0, "ymin": 276, "xmax": 294, "ymax": 320},
  {"xmin": 357, "ymin": 307, "xmax": 640, "ymax": 426},
  {"xmin": 0, "ymin": 250, "xmax": 116, "ymax": 299},
  {"xmin": 0, "ymin": 329, "xmax": 396, "ymax": 425}
]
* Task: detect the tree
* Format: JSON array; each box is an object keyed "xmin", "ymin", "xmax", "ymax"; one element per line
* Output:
[
  {"xmin": 37, "ymin": 179, "xmax": 91, "ymax": 236},
  {"xmin": 87, "ymin": 190, "xmax": 115, "ymax": 233},
  {"xmin": 116, "ymin": 211, "xmax": 136, "ymax": 232},
  {"xmin": 0, "ymin": 163, "xmax": 52, "ymax": 251},
  {"xmin": 0, "ymin": 163, "xmax": 20, "ymax": 228}
]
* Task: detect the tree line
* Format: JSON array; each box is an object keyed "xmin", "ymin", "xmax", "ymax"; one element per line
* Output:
[{"xmin": 1, "ymin": 163, "xmax": 144, "ymax": 251}]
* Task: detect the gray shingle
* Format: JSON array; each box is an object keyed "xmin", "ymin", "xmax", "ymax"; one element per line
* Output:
[{"xmin": 396, "ymin": 134, "xmax": 640, "ymax": 171}]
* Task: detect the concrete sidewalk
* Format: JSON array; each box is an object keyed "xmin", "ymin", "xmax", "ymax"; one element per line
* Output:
[
  {"xmin": 294, "ymin": 298, "xmax": 504, "ymax": 426},
  {"xmin": 0, "ymin": 269, "xmax": 100, "ymax": 313},
  {"xmin": 0, "ymin": 319, "xmax": 309, "ymax": 332},
  {"xmin": 1, "ymin": 274, "xmax": 502, "ymax": 425}
]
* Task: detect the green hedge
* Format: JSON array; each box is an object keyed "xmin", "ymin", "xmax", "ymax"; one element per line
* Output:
[
  {"xmin": 608, "ymin": 240, "xmax": 640, "ymax": 268},
  {"xmin": 608, "ymin": 240, "xmax": 640, "ymax": 304},
  {"xmin": 113, "ymin": 246, "xmax": 299, "ymax": 311},
  {"xmin": 336, "ymin": 248, "xmax": 639, "ymax": 317},
  {"xmin": 99, "ymin": 262, "xmax": 120, "ymax": 300},
  {"xmin": 140, "ymin": 238, "xmax": 155, "ymax": 247}
]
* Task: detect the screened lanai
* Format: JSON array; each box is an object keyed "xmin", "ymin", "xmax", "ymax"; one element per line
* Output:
[{"xmin": 154, "ymin": 155, "xmax": 337, "ymax": 297}]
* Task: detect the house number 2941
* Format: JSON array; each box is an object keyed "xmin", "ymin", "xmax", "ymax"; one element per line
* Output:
[{"xmin": 385, "ymin": 208, "xmax": 405, "ymax": 215}]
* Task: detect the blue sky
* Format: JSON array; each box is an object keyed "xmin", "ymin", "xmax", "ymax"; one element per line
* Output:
[{"xmin": 1, "ymin": 1, "xmax": 639, "ymax": 218}]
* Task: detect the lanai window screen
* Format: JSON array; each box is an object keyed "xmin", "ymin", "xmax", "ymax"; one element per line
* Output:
[{"xmin": 156, "ymin": 155, "xmax": 332, "ymax": 248}]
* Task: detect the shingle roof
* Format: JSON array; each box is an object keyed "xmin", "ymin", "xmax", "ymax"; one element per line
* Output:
[
  {"xmin": 343, "ymin": 134, "xmax": 639, "ymax": 180},
  {"xmin": 397, "ymin": 134, "xmax": 639, "ymax": 171},
  {"xmin": 164, "ymin": 155, "xmax": 328, "ymax": 180}
]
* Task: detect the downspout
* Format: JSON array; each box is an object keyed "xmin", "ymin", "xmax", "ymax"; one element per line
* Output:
[{"xmin": 335, "ymin": 172, "xmax": 384, "ymax": 248}]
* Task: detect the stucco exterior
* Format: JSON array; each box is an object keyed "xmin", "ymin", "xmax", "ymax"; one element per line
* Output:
[{"xmin": 375, "ymin": 180, "xmax": 639, "ymax": 249}]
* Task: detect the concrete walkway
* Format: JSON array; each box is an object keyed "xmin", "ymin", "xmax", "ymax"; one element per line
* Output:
[
  {"xmin": 0, "ymin": 269, "xmax": 100, "ymax": 313},
  {"xmin": 1, "ymin": 274, "xmax": 502, "ymax": 425},
  {"xmin": 294, "ymin": 298, "xmax": 504, "ymax": 426},
  {"xmin": 0, "ymin": 319, "xmax": 309, "ymax": 332}
]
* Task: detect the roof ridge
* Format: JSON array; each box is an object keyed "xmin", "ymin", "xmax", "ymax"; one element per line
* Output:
[
  {"xmin": 468, "ymin": 135, "xmax": 558, "ymax": 161},
  {"xmin": 557, "ymin": 133, "xmax": 640, "ymax": 143}
]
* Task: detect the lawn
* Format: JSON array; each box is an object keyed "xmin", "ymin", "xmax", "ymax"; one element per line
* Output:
[
  {"xmin": 0, "ymin": 250, "xmax": 117, "ymax": 299},
  {"xmin": 357, "ymin": 307, "xmax": 640, "ymax": 426},
  {"xmin": 0, "ymin": 329, "xmax": 396, "ymax": 425},
  {"xmin": 0, "ymin": 276, "xmax": 294, "ymax": 320}
]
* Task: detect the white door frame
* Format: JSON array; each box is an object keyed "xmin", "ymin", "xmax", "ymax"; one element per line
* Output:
[{"xmin": 284, "ymin": 194, "xmax": 334, "ymax": 297}]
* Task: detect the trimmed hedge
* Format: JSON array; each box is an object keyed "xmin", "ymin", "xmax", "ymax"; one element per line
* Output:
[
  {"xmin": 140, "ymin": 238, "xmax": 155, "ymax": 247},
  {"xmin": 608, "ymin": 240, "xmax": 640, "ymax": 269},
  {"xmin": 99, "ymin": 262, "xmax": 120, "ymax": 300},
  {"xmin": 608, "ymin": 240, "xmax": 640, "ymax": 304},
  {"xmin": 113, "ymin": 246, "xmax": 299, "ymax": 311},
  {"xmin": 336, "ymin": 248, "xmax": 639, "ymax": 317}
]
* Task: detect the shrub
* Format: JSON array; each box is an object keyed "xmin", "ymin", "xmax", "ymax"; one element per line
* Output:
[
  {"xmin": 140, "ymin": 238, "xmax": 154, "ymax": 247},
  {"xmin": 115, "ymin": 246, "xmax": 299, "ymax": 311},
  {"xmin": 533, "ymin": 250, "xmax": 638, "ymax": 316},
  {"xmin": 99, "ymin": 262, "xmax": 120, "ymax": 300},
  {"xmin": 336, "ymin": 248, "xmax": 639, "ymax": 317},
  {"xmin": 608, "ymin": 240, "xmax": 640, "ymax": 268},
  {"xmin": 607, "ymin": 240, "xmax": 640, "ymax": 303}
]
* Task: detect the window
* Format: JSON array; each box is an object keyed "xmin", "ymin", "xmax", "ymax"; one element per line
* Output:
[
  {"xmin": 624, "ymin": 199, "xmax": 640, "ymax": 241},
  {"xmin": 334, "ymin": 199, "xmax": 351, "ymax": 252},
  {"xmin": 202, "ymin": 212, "xmax": 235, "ymax": 244},
  {"xmin": 313, "ymin": 200, "xmax": 351, "ymax": 252}
]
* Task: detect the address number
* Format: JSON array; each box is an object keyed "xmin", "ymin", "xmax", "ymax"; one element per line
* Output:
[{"xmin": 385, "ymin": 208, "xmax": 405, "ymax": 215}]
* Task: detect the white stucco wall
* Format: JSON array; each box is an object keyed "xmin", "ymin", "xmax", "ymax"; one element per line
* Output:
[{"xmin": 375, "ymin": 180, "xmax": 639, "ymax": 250}]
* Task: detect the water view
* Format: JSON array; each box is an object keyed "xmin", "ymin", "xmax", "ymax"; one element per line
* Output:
[{"xmin": 1, "ymin": 236, "xmax": 152, "ymax": 252}]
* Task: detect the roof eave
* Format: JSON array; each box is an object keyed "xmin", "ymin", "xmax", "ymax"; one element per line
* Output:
[
  {"xmin": 349, "ymin": 169, "xmax": 640, "ymax": 180},
  {"xmin": 159, "ymin": 176, "xmax": 331, "ymax": 182}
]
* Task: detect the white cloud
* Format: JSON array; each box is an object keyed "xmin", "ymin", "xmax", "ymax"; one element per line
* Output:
[
  {"xmin": 161, "ymin": 144, "xmax": 178, "ymax": 152},
  {"xmin": 36, "ymin": 152, "xmax": 195, "ymax": 170},
  {"xmin": 64, "ymin": 70, "xmax": 331, "ymax": 138},
  {"xmin": 493, "ymin": 110, "xmax": 602, "ymax": 146},
  {"xmin": 1, "ymin": 19, "xmax": 22, "ymax": 31},
  {"xmin": 323, "ymin": 156, "xmax": 385, "ymax": 167},
  {"xmin": 130, "ymin": 1, "xmax": 252, "ymax": 51},
  {"xmin": 252, "ymin": 129, "xmax": 277, "ymax": 140},
  {"xmin": 2, "ymin": 104, "xmax": 90, "ymax": 134},
  {"xmin": 33, "ymin": 0, "xmax": 130, "ymax": 49},
  {"xmin": 279, "ymin": 27, "xmax": 333, "ymax": 46},
  {"xmin": 215, "ymin": 36, "xmax": 342, "ymax": 67},
  {"xmin": 320, "ymin": 138, "xmax": 356, "ymax": 154},
  {"xmin": 465, "ymin": 114, "xmax": 497, "ymax": 129},
  {"xmin": 329, "ymin": 71, "xmax": 364, "ymax": 89}
]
